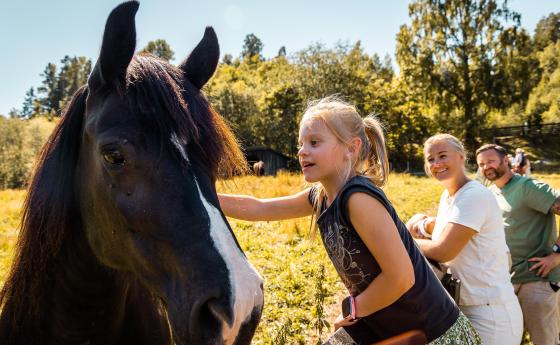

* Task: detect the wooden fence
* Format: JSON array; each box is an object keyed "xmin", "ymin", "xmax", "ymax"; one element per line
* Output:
[{"xmin": 480, "ymin": 122, "xmax": 560, "ymax": 141}]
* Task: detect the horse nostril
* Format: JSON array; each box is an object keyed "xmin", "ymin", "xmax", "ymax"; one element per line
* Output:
[
  {"xmin": 191, "ymin": 292, "xmax": 234, "ymax": 335},
  {"xmin": 204, "ymin": 297, "xmax": 234, "ymax": 328}
]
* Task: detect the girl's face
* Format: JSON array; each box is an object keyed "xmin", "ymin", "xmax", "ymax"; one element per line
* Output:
[
  {"xmin": 424, "ymin": 141, "xmax": 465, "ymax": 183},
  {"xmin": 297, "ymin": 119, "xmax": 349, "ymax": 184}
]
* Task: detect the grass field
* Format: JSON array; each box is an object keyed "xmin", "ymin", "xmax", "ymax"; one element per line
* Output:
[{"xmin": 1, "ymin": 173, "xmax": 559, "ymax": 344}]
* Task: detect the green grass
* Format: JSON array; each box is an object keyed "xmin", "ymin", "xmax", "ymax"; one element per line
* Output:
[{"xmin": 1, "ymin": 173, "xmax": 559, "ymax": 344}]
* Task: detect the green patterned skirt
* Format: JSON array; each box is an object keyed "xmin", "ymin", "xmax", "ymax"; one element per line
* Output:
[{"xmin": 429, "ymin": 312, "xmax": 482, "ymax": 345}]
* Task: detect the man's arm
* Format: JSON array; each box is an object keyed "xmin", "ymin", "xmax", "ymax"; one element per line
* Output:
[
  {"xmin": 527, "ymin": 196, "xmax": 560, "ymax": 277},
  {"xmin": 525, "ymin": 179, "xmax": 559, "ymax": 215}
]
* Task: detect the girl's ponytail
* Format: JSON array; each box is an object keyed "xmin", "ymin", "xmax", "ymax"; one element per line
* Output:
[{"xmin": 362, "ymin": 115, "xmax": 389, "ymax": 187}]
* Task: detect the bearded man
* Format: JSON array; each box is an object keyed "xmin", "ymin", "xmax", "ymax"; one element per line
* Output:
[{"xmin": 476, "ymin": 144, "xmax": 560, "ymax": 345}]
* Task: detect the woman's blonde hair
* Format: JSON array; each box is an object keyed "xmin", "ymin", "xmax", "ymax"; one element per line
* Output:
[
  {"xmin": 301, "ymin": 96, "xmax": 389, "ymax": 227},
  {"xmin": 422, "ymin": 133, "xmax": 466, "ymax": 177}
]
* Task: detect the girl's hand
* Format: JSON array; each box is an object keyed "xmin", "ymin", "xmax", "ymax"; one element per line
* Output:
[{"xmin": 333, "ymin": 313, "xmax": 358, "ymax": 331}]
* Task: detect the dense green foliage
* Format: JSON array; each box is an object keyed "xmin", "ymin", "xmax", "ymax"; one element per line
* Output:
[
  {"xmin": 206, "ymin": 41, "xmax": 432, "ymax": 170},
  {"xmin": 0, "ymin": 117, "xmax": 56, "ymax": 189},
  {"xmin": 533, "ymin": 12, "xmax": 560, "ymax": 52},
  {"xmin": 395, "ymin": 0, "xmax": 540, "ymax": 154},
  {"xmin": 526, "ymin": 40, "xmax": 560, "ymax": 124}
]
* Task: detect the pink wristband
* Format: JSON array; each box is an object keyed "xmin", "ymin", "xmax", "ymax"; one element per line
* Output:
[{"xmin": 350, "ymin": 296, "xmax": 357, "ymax": 320}]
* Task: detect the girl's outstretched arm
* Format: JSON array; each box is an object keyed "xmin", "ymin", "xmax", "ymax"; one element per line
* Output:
[
  {"xmin": 347, "ymin": 192, "xmax": 415, "ymax": 318},
  {"xmin": 218, "ymin": 188, "xmax": 313, "ymax": 221}
]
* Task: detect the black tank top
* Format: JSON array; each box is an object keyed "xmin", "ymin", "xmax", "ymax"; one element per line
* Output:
[{"xmin": 309, "ymin": 175, "xmax": 459, "ymax": 342}]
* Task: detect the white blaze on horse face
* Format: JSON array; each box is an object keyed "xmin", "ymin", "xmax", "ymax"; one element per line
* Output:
[{"xmin": 196, "ymin": 184, "xmax": 264, "ymax": 345}]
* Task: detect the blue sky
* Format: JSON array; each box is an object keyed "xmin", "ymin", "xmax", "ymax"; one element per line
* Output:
[{"xmin": 1, "ymin": 0, "xmax": 559, "ymax": 116}]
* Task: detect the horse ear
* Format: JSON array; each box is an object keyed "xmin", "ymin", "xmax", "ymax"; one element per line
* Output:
[
  {"xmin": 179, "ymin": 27, "xmax": 220, "ymax": 90},
  {"xmin": 88, "ymin": 1, "xmax": 139, "ymax": 93}
]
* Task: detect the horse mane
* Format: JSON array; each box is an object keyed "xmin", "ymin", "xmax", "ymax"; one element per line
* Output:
[
  {"xmin": 0, "ymin": 86, "xmax": 88, "ymax": 334},
  {"xmin": 127, "ymin": 54, "xmax": 247, "ymax": 179}
]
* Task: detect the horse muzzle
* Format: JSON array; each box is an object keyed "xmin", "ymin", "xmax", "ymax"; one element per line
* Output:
[{"xmin": 163, "ymin": 281, "xmax": 263, "ymax": 345}]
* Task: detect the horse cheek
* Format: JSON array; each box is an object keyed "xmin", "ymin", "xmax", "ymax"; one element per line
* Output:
[{"xmin": 114, "ymin": 193, "xmax": 142, "ymax": 228}]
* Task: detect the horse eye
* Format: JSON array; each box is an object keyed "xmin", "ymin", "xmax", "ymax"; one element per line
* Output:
[{"xmin": 102, "ymin": 149, "xmax": 126, "ymax": 166}]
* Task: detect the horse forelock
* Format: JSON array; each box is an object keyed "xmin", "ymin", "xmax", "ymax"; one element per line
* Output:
[
  {"xmin": 125, "ymin": 54, "xmax": 246, "ymax": 180},
  {"xmin": 125, "ymin": 55, "xmax": 196, "ymax": 159},
  {"xmin": 0, "ymin": 86, "xmax": 88, "ymax": 335}
]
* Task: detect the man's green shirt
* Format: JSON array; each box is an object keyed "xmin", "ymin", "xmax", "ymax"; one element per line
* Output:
[{"xmin": 489, "ymin": 175, "xmax": 560, "ymax": 284}]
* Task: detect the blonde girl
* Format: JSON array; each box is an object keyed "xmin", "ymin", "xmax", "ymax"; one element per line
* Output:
[
  {"xmin": 407, "ymin": 134, "xmax": 522, "ymax": 345},
  {"xmin": 219, "ymin": 98, "xmax": 480, "ymax": 344}
]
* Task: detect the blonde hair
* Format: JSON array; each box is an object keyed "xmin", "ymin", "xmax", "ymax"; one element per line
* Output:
[
  {"xmin": 422, "ymin": 133, "xmax": 466, "ymax": 177},
  {"xmin": 302, "ymin": 96, "xmax": 389, "ymax": 227}
]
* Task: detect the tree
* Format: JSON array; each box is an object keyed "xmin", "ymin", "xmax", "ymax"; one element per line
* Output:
[
  {"xmin": 0, "ymin": 117, "xmax": 27, "ymax": 188},
  {"xmin": 277, "ymin": 46, "xmax": 287, "ymax": 57},
  {"xmin": 222, "ymin": 54, "xmax": 233, "ymax": 65},
  {"xmin": 258, "ymin": 85, "xmax": 303, "ymax": 160},
  {"xmin": 140, "ymin": 39, "xmax": 175, "ymax": 62},
  {"xmin": 396, "ymin": 0, "xmax": 523, "ymax": 154},
  {"xmin": 241, "ymin": 33, "xmax": 264, "ymax": 62},
  {"xmin": 8, "ymin": 108, "xmax": 20, "ymax": 119},
  {"xmin": 371, "ymin": 80, "xmax": 433, "ymax": 170},
  {"xmin": 371, "ymin": 53, "xmax": 394, "ymax": 82},
  {"xmin": 37, "ymin": 63, "xmax": 58, "ymax": 114},
  {"xmin": 295, "ymin": 42, "xmax": 377, "ymax": 115},
  {"xmin": 55, "ymin": 56, "xmax": 91, "ymax": 110},
  {"xmin": 526, "ymin": 40, "xmax": 560, "ymax": 123},
  {"xmin": 36, "ymin": 56, "xmax": 91, "ymax": 116},
  {"xmin": 209, "ymin": 88, "xmax": 260, "ymax": 147},
  {"xmin": 492, "ymin": 27, "xmax": 540, "ymax": 109},
  {"xmin": 534, "ymin": 12, "xmax": 560, "ymax": 51},
  {"xmin": 206, "ymin": 63, "xmax": 261, "ymax": 147},
  {"xmin": 0, "ymin": 117, "xmax": 56, "ymax": 188},
  {"xmin": 21, "ymin": 87, "xmax": 36, "ymax": 119}
]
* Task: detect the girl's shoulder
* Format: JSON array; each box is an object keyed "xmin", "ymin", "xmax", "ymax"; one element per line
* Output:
[
  {"xmin": 340, "ymin": 175, "xmax": 391, "ymax": 209},
  {"xmin": 343, "ymin": 175, "xmax": 383, "ymax": 192}
]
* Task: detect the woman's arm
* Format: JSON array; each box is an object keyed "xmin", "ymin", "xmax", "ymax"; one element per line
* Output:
[
  {"xmin": 347, "ymin": 192, "xmax": 415, "ymax": 318},
  {"xmin": 405, "ymin": 214, "xmax": 436, "ymax": 239},
  {"xmin": 415, "ymin": 222, "xmax": 476, "ymax": 262},
  {"xmin": 218, "ymin": 188, "xmax": 313, "ymax": 221}
]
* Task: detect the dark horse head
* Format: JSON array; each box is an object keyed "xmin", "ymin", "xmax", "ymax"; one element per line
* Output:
[{"xmin": 0, "ymin": 2, "xmax": 263, "ymax": 344}]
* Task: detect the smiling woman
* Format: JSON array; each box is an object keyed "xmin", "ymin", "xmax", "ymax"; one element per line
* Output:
[{"xmin": 408, "ymin": 133, "xmax": 523, "ymax": 345}]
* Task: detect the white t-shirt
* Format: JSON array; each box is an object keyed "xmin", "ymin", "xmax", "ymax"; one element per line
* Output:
[{"xmin": 432, "ymin": 180, "xmax": 516, "ymax": 306}]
